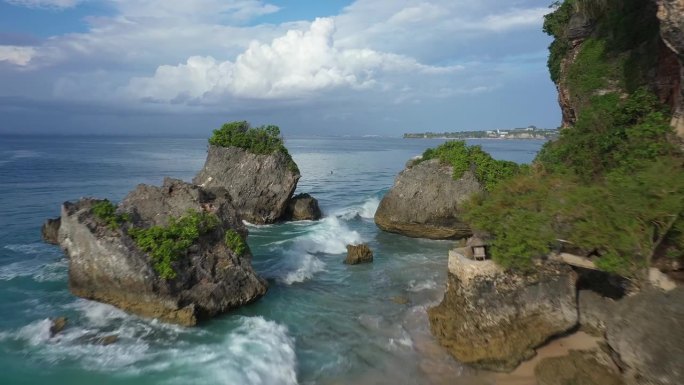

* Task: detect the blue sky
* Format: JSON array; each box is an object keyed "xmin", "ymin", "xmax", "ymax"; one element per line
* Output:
[{"xmin": 0, "ymin": 0, "xmax": 560, "ymax": 136}]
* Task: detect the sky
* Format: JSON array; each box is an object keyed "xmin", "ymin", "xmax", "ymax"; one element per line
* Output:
[{"xmin": 0, "ymin": 0, "xmax": 561, "ymax": 137}]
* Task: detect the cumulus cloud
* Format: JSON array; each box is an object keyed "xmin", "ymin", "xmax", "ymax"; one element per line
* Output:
[
  {"xmin": 5, "ymin": 0, "xmax": 81, "ymax": 9},
  {"xmin": 0, "ymin": 45, "xmax": 36, "ymax": 66},
  {"xmin": 125, "ymin": 18, "xmax": 462, "ymax": 102}
]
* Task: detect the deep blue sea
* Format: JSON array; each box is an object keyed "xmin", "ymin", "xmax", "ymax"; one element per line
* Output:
[{"xmin": 0, "ymin": 136, "xmax": 543, "ymax": 385}]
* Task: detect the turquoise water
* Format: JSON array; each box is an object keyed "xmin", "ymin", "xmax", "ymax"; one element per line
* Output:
[{"xmin": 0, "ymin": 136, "xmax": 543, "ymax": 385}]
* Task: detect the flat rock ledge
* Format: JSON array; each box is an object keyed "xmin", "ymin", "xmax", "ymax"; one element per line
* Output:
[{"xmin": 429, "ymin": 250, "xmax": 578, "ymax": 372}]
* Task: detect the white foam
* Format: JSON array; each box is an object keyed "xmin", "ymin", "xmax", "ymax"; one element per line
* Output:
[
  {"xmin": 265, "ymin": 216, "xmax": 362, "ymax": 284},
  {"xmin": 0, "ymin": 257, "xmax": 67, "ymax": 282},
  {"xmin": 407, "ymin": 279, "xmax": 438, "ymax": 292},
  {"xmin": 337, "ymin": 196, "xmax": 380, "ymax": 220}
]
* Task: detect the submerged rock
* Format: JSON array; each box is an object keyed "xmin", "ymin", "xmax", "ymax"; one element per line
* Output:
[
  {"xmin": 41, "ymin": 217, "xmax": 61, "ymax": 245},
  {"xmin": 60, "ymin": 178, "xmax": 267, "ymax": 326},
  {"xmin": 428, "ymin": 251, "xmax": 578, "ymax": 372},
  {"xmin": 535, "ymin": 350, "xmax": 623, "ymax": 385},
  {"xmin": 49, "ymin": 316, "xmax": 67, "ymax": 337},
  {"xmin": 374, "ymin": 159, "xmax": 482, "ymax": 239},
  {"xmin": 606, "ymin": 287, "xmax": 684, "ymax": 385},
  {"xmin": 193, "ymin": 145, "xmax": 300, "ymax": 224},
  {"xmin": 345, "ymin": 244, "xmax": 374, "ymax": 265},
  {"xmin": 283, "ymin": 193, "xmax": 322, "ymax": 221}
]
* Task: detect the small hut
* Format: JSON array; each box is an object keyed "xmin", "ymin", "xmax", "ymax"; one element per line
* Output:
[{"xmin": 467, "ymin": 236, "xmax": 488, "ymax": 261}]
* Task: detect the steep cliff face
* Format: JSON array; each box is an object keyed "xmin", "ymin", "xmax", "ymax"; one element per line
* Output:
[
  {"xmin": 60, "ymin": 178, "xmax": 267, "ymax": 326},
  {"xmin": 428, "ymin": 251, "xmax": 578, "ymax": 372},
  {"xmin": 374, "ymin": 159, "xmax": 482, "ymax": 240},
  {"xmin": 658, "ymin": 0, "xmax": 684, "ymax": 137},
  {"xmin": 193, "ymin": 145, "xmax": 300, "ymax": 224},
  {"xmin": 548, "ymin": 0, "xmax": 683, "ymax": 140}
]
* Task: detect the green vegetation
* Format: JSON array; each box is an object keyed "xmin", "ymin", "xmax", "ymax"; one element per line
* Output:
[
  {"xmin": 462, "ymin": 0, "xmax": 683, "ymax": 280},
  {"xmin": 128, "ymin": 210, "xmax": 219, "ymax": 280},
  {"xmin": 543, "ymin": 0, "xmax": 575, "ymax": 83},
  {"xmin": 92, "ymin": 200, "xmax": 129, "ymax": 230},
  {"xmin": 421, "ymin": 141, "xmax": 521, "ymax": 191},
  {"xmin": 208, "ymin": 121, "xmax": 299, "ymax": 173},
  {"xmin": 224, "ymin": 229, "xmax": 248, "ymax": 256}
]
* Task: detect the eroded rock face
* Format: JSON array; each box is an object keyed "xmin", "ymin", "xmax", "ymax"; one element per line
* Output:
[
  {"xmin": 578, "ymin": 290, "xmax": 616, "ymax": 336},
  {"xmin": 658, "ymin": 0, "xmax": 684, "ymax": 139},
  {"xmin": 41, "ymin": 218, "xmax": 61, "ymax": 245},
  {"xmin": 60, "ymin": 178, "xmax": 267, "ymax": 326},
  {"xmin": 193, "ymin": 145, "xmax": 300, "ymax": 224},
  {"xmin": 283, "ymin": 193, "xmax": 322, "ymax": 221},
  {"xmin": 374, "ymin": 159, "xmax": 482, "ymax": 240},
  {"xmin": 428, "ymin": 252, "xmax": 578, "ymax": 372},
  {"xmin": 606, "ymin": 288, "xmax": 684, "ymax": 385}
]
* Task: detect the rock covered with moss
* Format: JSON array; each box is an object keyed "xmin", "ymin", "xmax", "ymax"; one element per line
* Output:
[
  {"xmin": 427, "ymin": 251, "xmax": 578, "ymax": 371},
  {"xmin": 193, "ymin": 121, "xmax": 301, "ymax": 224},
  {"xmin": 59, "ymin": 178, "xmax": 267, "ymax": 326}
]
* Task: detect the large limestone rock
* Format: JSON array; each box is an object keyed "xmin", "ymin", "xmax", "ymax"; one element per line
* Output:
[
  {"xmin": 344, "ymin": 244, "xmax": 373, "ymax": 265},
  {"xmin": 282, "ymin": 193, "xmax": 322, "ymax": 221},
  {"xmin": 60, "ymin": 178, "xmax": 267, "ymax": 326},
  {"xmin": 578, "ymin": 290, "xmax": 616, "ymax": 336},
  {"xmin": 606, "ymin": 288, "xmax": 684, "ymax": 385},
  {"xmin": 374, "ymin": 159, "xmax": 483, "ymax": 239},
  {"xmin": 193, "ymin": 145, "xmax": 300, "ymax": 224},
  {"xmin": 428, "ymin": 251, "xmax": 578, "ymax": 372}
]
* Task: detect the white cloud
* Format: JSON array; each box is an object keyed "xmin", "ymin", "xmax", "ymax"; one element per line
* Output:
[
  {"xmin": 124, "ymin": 18, "xmax": 462, "ymax": 102},
  {"xmin": 5, "ymin": 0, "xmax": 81, "ymax": 9},
  {"xmin": 0, "ymin": 45, "xmax": 36, "ymax": 66}
]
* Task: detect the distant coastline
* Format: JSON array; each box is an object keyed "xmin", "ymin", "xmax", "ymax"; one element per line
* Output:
[{"xmin": 404, "ymin": 126, "xmax": 558, "ymax": 140}]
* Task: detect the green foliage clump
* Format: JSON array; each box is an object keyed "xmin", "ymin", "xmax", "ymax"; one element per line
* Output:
[
  {"xmin": 543, "ymin": 0, "xmax": 575, "ymax": 83},
  {"xmin": 422, "ymin": 141, "xmax": 520, "ymax": 190},
  {"xmin": 224, "ymin": 229, "xmax": 248, "ymax": 256},
  {"xmin": 92, "ymin": 200, "xmax": 129, "ymax": 230},
  {"xmin": 208, "ymin": 121, "xmax": 299, "ymax": 173},
  {"xmin": 128, "ymin": 210, "xmax": 219, "ymax": 280},
  {"xmin": 537, "ymin": 89, "xmax": 675, "ymax": 180}
]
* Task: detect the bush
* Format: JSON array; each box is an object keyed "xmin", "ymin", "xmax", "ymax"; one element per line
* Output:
[
  {"xmin": 422, "ymin": 141, "xmax": 520, "ymax": 190},
  {"xmin": 224, "ymin": 229, "xmax": 248, "ymax": 256},
  {"xmin": 128, "ymin": 210, "xmax": 219, "ymax": 280},
  {"xmin": 208, "ymin": 121, "xmax": 299, "ymax": 173},
  {"xmin": 92, "ymin": 200, "xmax": 129, "ymax": 230}
]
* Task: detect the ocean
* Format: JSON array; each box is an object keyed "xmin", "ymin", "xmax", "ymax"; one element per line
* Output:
[{"xmin": 0, "ymin": 136, "xmax": 543, "ymax": 385}]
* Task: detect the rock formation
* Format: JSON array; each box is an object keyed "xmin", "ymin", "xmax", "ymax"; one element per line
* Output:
[
  {"xmin": 41, "ymin": 218, "xmax": 60, "ymax": 245},
  {"xmin": 578, "ymin": 289, "xmax": 616, "ymax": 336},
  {"xmin": 535, "ymin": 350, "xmax": 624, "ymax": 385},
  {"xmin": 283, "ymin": 193, "xmax": 322, "ymax": 221},
  {"xmin": 428, "ymin": 251, "xmax": 578, "ymax": 372},
  {"xmin": 60, "ymin": 178, "xmax": 267, "ymax": 326},
  {"xmin": 606, "ymin": 288, "xmax": 684, "ymax": 385},
  {"xmin": 374, "ymin": 159, "xmax": 483, "ymax": 239},
  {"xmin": 658, "ymin": 0, "xmax": 684, "ymax": 138},
  {"xmin": 344, "ymin": 244, "xmax": 373, "ymax": 265},
  {"xmin": 49, "ymin": 316, "xmax": 67, "ymax": 337},
  {"xmin": 193, "ymin": 145, "xmax": 300, "ymax": 224}
]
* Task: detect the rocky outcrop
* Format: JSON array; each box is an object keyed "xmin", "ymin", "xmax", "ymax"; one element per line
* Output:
[
  {"xmin": 344, "ymin": 244, "xmax": 373, "ymax": 265},
  {"xmin": 374, "ymin": 159, "xmax": 483, "ymax": 240},
  {"xmin": 535, "ymin": 350, "xmax": 624, "ymax": 385},
  {"xmin": 657, "ymin": 0, "xmax": 684, "ymax": 139},
  {"xmin": 192, "ymin": 145, "xmax": 300, "ymax": 224},
  {"xmin": 428, "ymin": 251, "xmax": 578, "ymax": 371},
  {"xmin": 41, "ymin": 218, "xmax": 61, "ymax": 245},
  {"xmin": 49, "ymin": 317, "xmax": 67, "ymax": 337},
  {"xmin": 282, "ymin": 193, "xmax": 322, "ymax": 221},
  {"xmin": 60, "ymin": 178, "xmax": 267, "ymax": 326},
  {"xmin": 578, "ymin": 290, "xmax": 616, "ymax": 336},
  {"xmin": 606, "ymin": 288, "xmax": 684, "ymax": 385}
]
